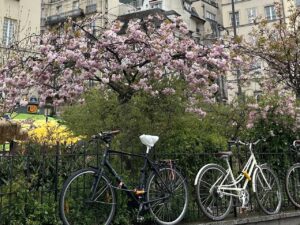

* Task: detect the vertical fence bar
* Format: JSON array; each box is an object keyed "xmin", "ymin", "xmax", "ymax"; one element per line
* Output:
[
  {"xmin": 228, "ymin": 142, "xmax": 238, "ymax": 218},
  {"xmin": 83, "ymin": 142, "xmax": 87, "ymax": 168},
  {"xmin": 41, "ymin": 144, "xmax": 45, "ymax": 205},
  {"xmin": 9, "ymin": 153, "xmax": 13, "ymax": 224},
  {"xmin": 0, "ymin": 140, "xmax": 298, "ymax": 223},
  {"xmin": 54, "ymin": 143, "xmax": 60, "ymax": 201}
]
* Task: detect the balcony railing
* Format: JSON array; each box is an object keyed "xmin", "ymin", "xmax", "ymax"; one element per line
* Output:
[
  {"xmin": 86, "ymin": 4, "xmax": 97, "ymax": 14},
  {"xmin": 202, "ymin": 0, "xmax": 218, "ymax": 8},
  {"xmin": 46, "ymin": 8, "xmax": 83, "ymax": 25}
]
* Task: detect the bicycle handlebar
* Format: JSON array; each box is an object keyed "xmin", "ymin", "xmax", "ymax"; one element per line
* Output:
[
  {"xmin": 228, "ymin": 138, "xmax": 266, "ymax": 147},
  {"xmin": 90, "ymin": 130, "xmax": 121, "ymax": 142}
]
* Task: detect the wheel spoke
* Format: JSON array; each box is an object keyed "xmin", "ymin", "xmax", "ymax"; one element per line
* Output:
[
  {"xmin": 287, "ymin": 165, "xmax": 300, "ymax": 208},
  {"xmin": 196, "ymin": 165, "xmax": 232, "ymax": 220},
  {"xmin": 147, "ymin": 167, "xmax": 188, "ymax": 224},
  {"xmin": 60, "ymin": 170, "xmax": 115, "ymax": 225},
  {"xmin": 255, "ymin": 166, "xmax": 281, "ymax": 215}
]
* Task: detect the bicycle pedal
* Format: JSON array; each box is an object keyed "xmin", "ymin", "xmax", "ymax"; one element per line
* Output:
[{"xmin": 137, "ymin": 216, "xmax": 144, "ymax": 223}]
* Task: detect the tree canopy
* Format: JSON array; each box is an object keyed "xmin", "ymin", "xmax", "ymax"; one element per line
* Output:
[
  {"xmin": 237, "ymin": 2, "xmax": 300, "ymax": 97},
  {"xmin": 0, "ymin": 15, "xmax": 229, "ymax": 116}
]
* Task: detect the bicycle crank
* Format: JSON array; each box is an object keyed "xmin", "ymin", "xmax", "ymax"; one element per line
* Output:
[{"xmin": 238, "ymin": 189, "xmax": 249, "ymax": 208}]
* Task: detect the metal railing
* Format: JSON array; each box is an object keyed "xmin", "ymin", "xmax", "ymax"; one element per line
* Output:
[
  {"xmin": 46, "ymin": 8, "xmax": 84, "ymax": 25},
  {"xmin": 0, "ymin": 141, "xmax": 297, "ymax": 224}
]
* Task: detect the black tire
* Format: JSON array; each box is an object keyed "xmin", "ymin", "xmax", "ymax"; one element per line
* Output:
[
  {"xmin": 286, "ymin": 163, "xmax": 300, "ymax": 208},
  {"xmin": 254, "ymin": 165, "xmax": 281, "ymax": 215},
  {"xmin": 196, "ymin": 164, "xmax": 232, "ymax": 221},
  {"xmin": 146, "ymin": 167, "xmax": 188, "ymax": 225},
  {"xmin": 59, "ymin": 168, "xmax": 116, "ymax": 225}
]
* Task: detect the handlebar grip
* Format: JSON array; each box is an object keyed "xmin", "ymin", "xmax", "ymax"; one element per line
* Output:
[
  {"xmin": 91, "ymin": 133, "xmax": 102, "ymax": 140},
  {"xmin": 228, "ymin": 140, "xmax": 238, "ymax": 145}
]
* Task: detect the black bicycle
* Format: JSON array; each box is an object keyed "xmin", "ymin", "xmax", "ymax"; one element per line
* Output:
[
  {"xmin": 59, "ymin": 130, "xmax": 188, "ymax": 225},
  {"xmin": 286, "ymin": 140, "xmax": 300, "ymax": 208}
]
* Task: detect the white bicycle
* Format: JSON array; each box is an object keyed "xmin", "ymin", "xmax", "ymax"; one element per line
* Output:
[{"xmin": 194, "ymin": 139, "xmax": 282, "ymax": 221}]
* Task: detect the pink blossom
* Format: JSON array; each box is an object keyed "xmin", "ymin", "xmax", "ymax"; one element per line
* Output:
[
  {"xmin": 162, "ymin": 88, "xmax": 175, "ymax": 95},
  {"xmin": 101, "ymin": 78, "xmax": 110, "ymax": 84},
  {"xmin": 210, "ymin": 84, "xmax": 219, "ymax": 94}
]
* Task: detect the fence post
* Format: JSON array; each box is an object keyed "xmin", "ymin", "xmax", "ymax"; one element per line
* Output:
[
  {"xmin": 54, "ymin": 142, "xmax": 60, "ymax": 201},
  {"xmin": 229, "ymin": 142, "xmax": 238, "ymax": 218}
]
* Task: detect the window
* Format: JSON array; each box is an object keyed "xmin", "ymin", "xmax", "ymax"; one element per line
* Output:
[
  {"xmin": 183, "ymin": 1, "xmax": 191, "ymax": 11},
  {"xmin": 86, "ymin": 0, "xmax": 97, "ymax": 14},
  {"xmin": 72, "ymin": 1, "xmax": 79, "ymax": 9},
  {"xmin": 247, "ymin": 8, "xmax": 257, "ymax": 23},
  {"xmin": 2, "ymin": 18, "xmax": 17, "ymax": 46},
  {"xmin": 151, "ymin": 3, "xmax": 162, "ymax": 8},
  {"xmin": 89, "ymin": 21, "xmax": 96, "ymax": 35},
  {"xmin": 254, "ymin": 91, "xmax": 262, "ymax": 103},
  {"xmin": 265, "ymin": 5, "xmax": 276, "ymax": 21},
  {"xmin": 229, "ymin": 11, "xmax": 239, "ymax": 26},
  {"xmin": 250, "ymin": 61, "xmax": 261, "ymax": 71},
  {"xmin": 87, "ymin": 0, "xmax": 95, "ymax": 4},
  {"xmin": 56, "ymin": 5, "xmax": 62, "ymax": 14},
  {"xmin": 206, "ymin": 11, "xmax": 216, "ymax": 21}
]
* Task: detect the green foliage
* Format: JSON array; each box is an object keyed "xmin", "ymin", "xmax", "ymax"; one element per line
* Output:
[
  {"xmin": 62, "ymin": 89, "xmax": 228, "ymax": 154},
  {"xmin": 0, "ymin": 172, "xmax": 61, "ymax": 225}
]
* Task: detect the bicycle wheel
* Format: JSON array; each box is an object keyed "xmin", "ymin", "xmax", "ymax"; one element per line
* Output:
[
  {"xmin": 146, "ymin": 166, "xmax": 188, "ymax": 225},
  {"xmin": 196, "ymin": 164, "xmax": 232, "ymax": 221},
  {"xmin": 286, "ymin": 163, "xmax": 300, "ymax": 208},
  {"xmin": 59, "ymin": 168, "xmax": 116, "ymax": 225},
  {"xmin": 254, "ymin": 165, "xmax": 281, "ymax": 214}
]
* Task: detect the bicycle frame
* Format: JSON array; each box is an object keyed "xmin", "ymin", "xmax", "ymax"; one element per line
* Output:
[
  {"xmin": 90, "ymin": 142, "xmax": 172, "ymax": 205},
  {"xmin": 215, "ymin": 143, "xmax": 271, "ymax": 198}
]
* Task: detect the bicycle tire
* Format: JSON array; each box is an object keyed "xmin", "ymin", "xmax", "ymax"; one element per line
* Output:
[
  {"xmin": 286, "ymin": 163, "xmax": 300, "ymax": 208},
  {"xmin": 254, "ymin": 165, "xmax": 281, "ymax": 215},
  {"xmin": 146, "ymin": 166, "xmax": 188, "ymax": 225},
  {"xmin": 59, "ymin": 168, "xmax": 116, "ymax": 225},
  {"xmin": 196, "ymin": 164, "xmax": 232, "ymax": 221}
]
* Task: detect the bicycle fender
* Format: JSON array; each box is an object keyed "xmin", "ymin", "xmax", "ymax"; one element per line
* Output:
[
  {"xmin": 252, "ymin": 163, "xmax": 267, "ymax": 192},
  {"xmin": 194, "ymin": 163, "xmax": 221, "ymax": 186}
]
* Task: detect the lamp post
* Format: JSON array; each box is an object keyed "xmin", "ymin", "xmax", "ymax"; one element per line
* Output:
[
  {"xmin": 231, "ymin": 0, "xmax": 242, "ymax": 98},
  {"xmin": 44, "ymin": 104, "xmax": 52, "ymax": 122},
  {"xmin": 44, "ymin": 97, "xmax": 53, "ymax": 122}
]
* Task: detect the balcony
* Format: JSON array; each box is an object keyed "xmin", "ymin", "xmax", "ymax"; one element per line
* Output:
[
  {"xmin": 46, "ymin": 8, "xmax": 84, "ymax": 25},
  {"xmin": 202, "ymin": 0, "xmax": 218, "ymax": 8},
  {"xmin": 86, "ymin": 4, "xmax": 97, "ymax": 14}
]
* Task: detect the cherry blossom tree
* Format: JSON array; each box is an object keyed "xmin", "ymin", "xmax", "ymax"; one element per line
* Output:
[
  {"xmin": 237, "ymin": 2, "xmax": 300, "ymax": 98},
  {"xmin": 0, "ymin": 15, "xmax": 230, "ymax": 116}
]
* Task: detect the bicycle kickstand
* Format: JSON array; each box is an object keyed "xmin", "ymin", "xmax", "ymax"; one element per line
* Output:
[{"xmin": 136, "ymin": 203, "xmax": 145, "ymax": 223}]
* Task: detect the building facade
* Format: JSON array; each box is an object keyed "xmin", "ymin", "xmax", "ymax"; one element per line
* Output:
[
  {"xmin": 120, "ymin": 0, "xmax": 223, "ymax": 40},
  {"xmin": 0, "ymin": 0, "xmax": 41, "ymax": 64},
  {"xmin": 221, "ymin": 0, "xmax": 298, "ymax": 101},
  {"xmin": 41, "ymin": 0, "xmax": 120, "ymax": 33},
  {"xmin": 118, "ymin": 0, "xmax": 227, "ymax": 101}
]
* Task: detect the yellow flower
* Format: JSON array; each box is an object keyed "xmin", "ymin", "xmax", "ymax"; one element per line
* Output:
[{"xmin": 28, "ymin": 121, "xmax": 81, "ymax": 145}]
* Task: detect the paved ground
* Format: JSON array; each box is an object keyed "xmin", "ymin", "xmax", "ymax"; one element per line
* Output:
[{"xmin": 181, "ymin": 210, "xmax": 300, "ymax": 225}]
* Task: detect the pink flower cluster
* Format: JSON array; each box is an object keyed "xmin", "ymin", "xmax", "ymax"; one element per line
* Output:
[{"xmin": 0, "ymin": 16, "xmax": 230, "ymax": 115}]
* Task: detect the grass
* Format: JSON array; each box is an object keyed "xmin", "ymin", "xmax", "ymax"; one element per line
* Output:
[{"xmin": 10, "ymin": 113, "xmax": 56, "ymax": 121}]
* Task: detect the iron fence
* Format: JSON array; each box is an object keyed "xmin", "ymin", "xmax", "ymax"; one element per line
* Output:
[{"xmin": 0, "ymin": 141, "xmax": 298, "ymax": 224}]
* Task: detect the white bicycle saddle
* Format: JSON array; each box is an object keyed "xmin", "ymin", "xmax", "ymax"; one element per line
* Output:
[{"xmin": 139, "ymin": 134, "xmax": 159, "ymax": 148}]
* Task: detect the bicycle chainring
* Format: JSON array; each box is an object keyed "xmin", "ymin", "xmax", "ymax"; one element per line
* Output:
[{"xmin": 238, "ymin": 189, "xmax": 250, "ymax": 207}]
